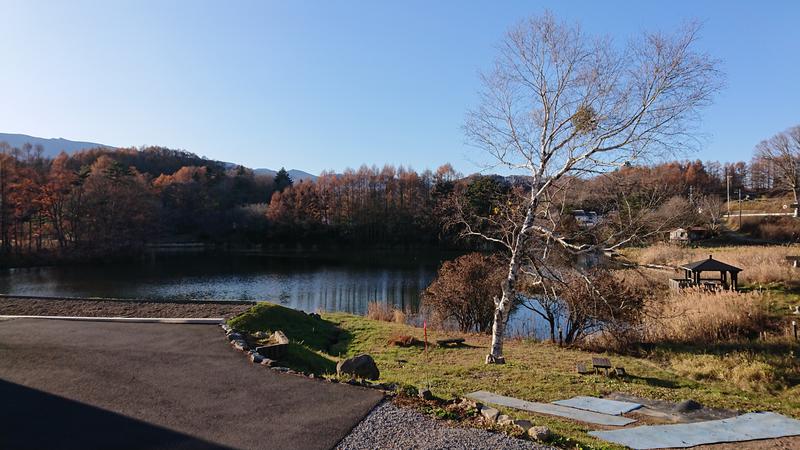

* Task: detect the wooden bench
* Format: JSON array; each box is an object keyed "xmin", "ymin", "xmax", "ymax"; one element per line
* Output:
[
  {"xmin": 592, "ymin": 357, "xmax": 612, "ymax": 376},
  {"xmin": 436, "ymin": 338, "xmax": 466, "ymax": 347},
  {"xmin": 576, "ymin": 362, "xmax": 593, "ymax": 375}
]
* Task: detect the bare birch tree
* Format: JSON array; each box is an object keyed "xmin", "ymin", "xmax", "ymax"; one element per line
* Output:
[
  {"xmin": 698, "ymin": 194, "xmax": 725, "ymax": 231},
  {"xmin": 462, "ymin": 13, "xmax": 722, "ymax": 364},
  {"xmin": 755, "ymin": 125, "xmax": 800, "ymax": 217}
]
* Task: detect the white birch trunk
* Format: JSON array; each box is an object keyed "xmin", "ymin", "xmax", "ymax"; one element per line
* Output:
[{"xmin": 486, "ymin": 200, "xmax": 536, "ymax": 364}]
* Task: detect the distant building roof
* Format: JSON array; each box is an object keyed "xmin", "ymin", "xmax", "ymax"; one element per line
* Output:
[{"xmin": 680, "ymin": 255, "xmax": 742, "ymax": 273}]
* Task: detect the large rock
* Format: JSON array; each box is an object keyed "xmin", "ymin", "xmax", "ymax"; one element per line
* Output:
[
  {"xmin": 528, "ymin": 426, "xmax": 551, "ymax": 441},
  {"xmin": 227, "ymin": 332, "xmax": 244, "ymax": 342},
  {"xmin": 496, "ymin": 414, "xmax": 513, "ymax": 426},
  {"xmin": 513, "ymin": 419, "xmax": 533, "ymax": 432},
  {"xmin": 336, "ymin": 354, "xmax": 380, "ymax": 380},
  {"xmin": 480, "ymin": 406, "xmax": 500, "ymax": 422}
]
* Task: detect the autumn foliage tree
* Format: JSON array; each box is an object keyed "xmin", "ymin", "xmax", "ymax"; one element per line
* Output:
[
  {"xmin": 422, "ymin": 253, "xmax": 506, "ymax": 333},
  {"xmin": 266, "ymin": 165, "xmax": 447, "ymax": 245},
  {"xmin": 0, "ymin": 145, "xmax": 275, "ymax": 262}
]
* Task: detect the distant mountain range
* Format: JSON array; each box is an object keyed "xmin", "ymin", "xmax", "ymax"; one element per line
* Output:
[
  {"xmin": 252, "ymin": 168, "xmax": 317, "ymax": 182},
  {"xmin": 0, "ymin": 132, "xmax": 111, "ymax": 158},
  {"xmin": 0, "ymin": 132, "xmax": 317, "ymax": 181}
]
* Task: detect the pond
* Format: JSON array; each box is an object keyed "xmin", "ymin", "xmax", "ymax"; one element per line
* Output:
[{"xmin": 0, "ymin": 249, "xmax": 550, "ymax": 338}]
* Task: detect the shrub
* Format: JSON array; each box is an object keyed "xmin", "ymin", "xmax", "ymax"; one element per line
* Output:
[
  {"xmin": 422, "ymin": 253, "xmax": 505, "ymax": 333},
  {"xmin": 556, "ymin": 269, "xmax": 651, "ymax": 346},
  {"xmin": 740, "ymin": 216, "xmax": 800, "ymax": 242}
]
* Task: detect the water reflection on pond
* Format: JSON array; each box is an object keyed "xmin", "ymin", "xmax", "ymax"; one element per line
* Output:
[{"xmin": 0, "ymin": 250, "xmax": 549, "ymax": 338}]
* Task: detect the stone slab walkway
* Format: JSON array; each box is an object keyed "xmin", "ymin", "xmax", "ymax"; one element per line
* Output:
[
  {"xmin": 589, "ymin": 412, "xmax": 800, "ymax": 449},
  {"xmin": 466, "ymin": 391, "xmax": 636, "ymax": 426}
]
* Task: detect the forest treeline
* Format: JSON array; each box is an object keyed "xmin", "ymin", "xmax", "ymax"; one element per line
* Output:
[{"xmin": 0, "ymin": 141, "xmax": 792, "ymax": 264}]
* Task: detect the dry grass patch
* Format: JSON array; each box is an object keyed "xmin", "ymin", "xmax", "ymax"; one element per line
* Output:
[
  {"xmin": 645, "ymin": 289, "xmax": 767, "ymax": 344},
  {"xmin": 670, "ymin": 353, "xmax": 779, "ymax": 392},
  {"xmin": 628, "ymin": 243, "xmax": 800, "ymax": 285},
  {"xmin": 387, "ymin": 334, "xmax": 421, "ymax": 347},
  {"xmin": 366, "ymin": 301, "xmax": 407, "ymax": 324}
]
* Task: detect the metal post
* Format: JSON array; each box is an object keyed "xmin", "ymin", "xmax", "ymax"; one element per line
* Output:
[{"xmin": 793, "ymin": 321, "xmax": 797, "ymax": 341}]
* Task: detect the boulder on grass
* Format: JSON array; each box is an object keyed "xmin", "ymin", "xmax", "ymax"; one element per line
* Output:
[
  {"xmin": 336, "ymin": 354, "xmax": 380, "ymax": 380},
  {"xmin": 528, "ymin": 426, "xmax": 551, "ymax": 441}
]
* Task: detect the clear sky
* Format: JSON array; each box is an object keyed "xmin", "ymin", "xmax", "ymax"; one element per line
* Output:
[{"xmin": 1, "ymin": 1, "xmax": 798, "ymax": 174}]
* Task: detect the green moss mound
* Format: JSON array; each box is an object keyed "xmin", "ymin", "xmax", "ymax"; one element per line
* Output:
[
  {"xmin": 228, "ymin": 302, "xmax": 341, "ymax": 352},
  {"xmin": 227, "ymin": 302, "xmax": 345, "ymax": 375}
]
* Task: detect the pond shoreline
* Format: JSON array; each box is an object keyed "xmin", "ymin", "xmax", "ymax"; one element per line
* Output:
[{"xmin": 0, "ymin": 296, "xmax": 254, "ymax": 318}]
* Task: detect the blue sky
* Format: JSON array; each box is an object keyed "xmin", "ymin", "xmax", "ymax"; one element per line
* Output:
[{"xmin": 1, "ymin": 1, "xmax": 798, "ymax": 174}]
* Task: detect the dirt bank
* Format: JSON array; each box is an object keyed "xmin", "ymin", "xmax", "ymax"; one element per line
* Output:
[{"xmin": 0, "ymin": 297, "xmax": 253, "ymax": 318}]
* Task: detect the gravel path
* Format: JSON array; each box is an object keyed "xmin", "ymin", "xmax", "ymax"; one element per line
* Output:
[
  {"xmin": 0, "ymin": 297, "xmax": 253, "ymax": 318},
  {"xmin": 336, "ymin": 401, "xmax": 553, "ymax": 450}
]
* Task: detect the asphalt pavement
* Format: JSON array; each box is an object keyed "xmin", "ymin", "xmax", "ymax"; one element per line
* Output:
[{"xmin": 0, "ymin": 318, "xmax": 383, "ymax": 450}]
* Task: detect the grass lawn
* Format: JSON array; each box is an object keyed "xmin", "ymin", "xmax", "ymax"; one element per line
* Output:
[{"xmin": 228, "ymin": 302, "xmax": 800, "ymax": 450}]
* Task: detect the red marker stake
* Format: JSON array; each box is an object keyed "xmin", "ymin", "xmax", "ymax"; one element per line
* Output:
[{"xmin": 423, "ymin": 320, "xmax": 428, "ymax": 355}]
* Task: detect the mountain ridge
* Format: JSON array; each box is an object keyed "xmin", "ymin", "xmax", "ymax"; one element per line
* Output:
[
  {"xmin": 0, "ymin": 132, "xmax": 317, "ymax": 181},
  {"xmin": 0, "ymin": 132, "xmax": 111, "ymax": 157}
]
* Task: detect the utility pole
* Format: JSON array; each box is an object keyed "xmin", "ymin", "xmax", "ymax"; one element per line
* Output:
[
  {"xmin": 738, "ymin": 189, "xmax": 743, "ymax": 229},
  {"xmin": 726, "ymin": 173, "xmax": 731, "ymax": 218}
]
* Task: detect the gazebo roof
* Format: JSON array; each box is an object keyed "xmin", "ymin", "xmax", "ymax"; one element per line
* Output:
[{"xmin": 680, "ymin": 255, "xmax": 742, "ymax": 273}]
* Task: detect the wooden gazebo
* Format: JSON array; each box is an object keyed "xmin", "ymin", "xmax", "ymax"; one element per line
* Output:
[{"xmin": 670, "ymin": 255, "xmax": 742, "ymax": 291}]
